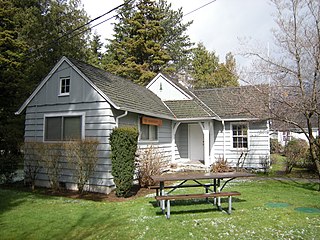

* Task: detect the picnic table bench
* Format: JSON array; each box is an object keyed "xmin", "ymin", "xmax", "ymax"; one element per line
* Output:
[
  {"xmin": 155, "ymin": 191, "xmax": 241, "ymax": 218},
  {"xmin": 151, "ymin": 172, "xmax": 254, "ymax": 219}
]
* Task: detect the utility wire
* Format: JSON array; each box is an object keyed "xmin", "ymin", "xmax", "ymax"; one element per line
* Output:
[
  {"xmin": 54, "ymin": 2, "xmax": 128, "ymax": 43},
  {"xmin": 184, "ymin": 0, "xmax": 217, "ymax": 17}
]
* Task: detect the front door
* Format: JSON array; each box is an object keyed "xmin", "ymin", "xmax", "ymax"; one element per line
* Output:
[{"xmin": 188, "ymin": 124, "xmax": 204, "ymax": 161}]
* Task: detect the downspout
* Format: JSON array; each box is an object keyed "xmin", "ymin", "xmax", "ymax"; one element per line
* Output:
[{"xmin": 115, "ymin": 111, "xmax": 128, "ymax": 127}]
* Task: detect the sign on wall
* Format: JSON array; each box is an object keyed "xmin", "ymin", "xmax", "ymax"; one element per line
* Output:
[{"xmin": 142, "ymin": 116, "xmax": 163, "ymax": 126}]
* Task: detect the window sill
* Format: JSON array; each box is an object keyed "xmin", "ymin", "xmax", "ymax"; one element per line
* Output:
[
  {"xmin": 138, "ymin": 140, "xmax": 159, "ymax": 144},
  {"xmin": 230, "ymin": 148, "xmax": 250, "ymax": 152},
  {"xmin": 58, "ymin": 93, "xmax": 70, "ymax": 97}
]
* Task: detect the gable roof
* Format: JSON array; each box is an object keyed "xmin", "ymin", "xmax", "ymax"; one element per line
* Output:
[
  {"xmin": 146, "ymin": 73, "xmax": 193, "ymax": 101},
  {"xmin": 16, "ymin": 57, "xmax": 173, "ymax": 119},
  {"xmin": 17, "ymin": 56, "xmax": 269, "ymax": 122},
  {"xmin": 68, "ymin": 58, "xmax": 173, "ymax": 118}
]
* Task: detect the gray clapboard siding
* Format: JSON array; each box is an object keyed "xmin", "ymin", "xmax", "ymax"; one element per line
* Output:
[{"xmin": 23, "ymin": 62, "xmax": 118, "ymax": 193}]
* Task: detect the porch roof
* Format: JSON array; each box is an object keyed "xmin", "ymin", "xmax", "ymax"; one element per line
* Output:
[{"xmin": 164, "ymin": 100, "xmax": 212, "ymax": 119}]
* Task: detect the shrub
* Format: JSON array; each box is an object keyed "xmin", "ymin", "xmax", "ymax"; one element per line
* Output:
[
  {"xmin": 64, "ymin": 139, "xmax": 99, "ymax": 194},
  {"xmin": 136, "ymin": 145, "xmax": 168, "ymax": 187},
  {"xmin": 23, "ymin": 142, "xmax": 43, "ymax": 190},
  {"xmin": 40, "ymin": 143, "xmax": 63, "ymax": 192},
  {"xmin": 211, "ymin": 157, "xmax": 232, "ymax": 173},
  {"xmin": 110, "ymin": 127, "xmax": 139, "ymax": 197},
  {"xmin": 284, "ymin": 139, "xmax": 308, "ymax": 173},
  {"xmin": 270, "ymin": 138, "xmax": 283, "ymax": 154}
]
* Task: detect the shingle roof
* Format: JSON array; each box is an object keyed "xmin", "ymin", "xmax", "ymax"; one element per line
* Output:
[
  {"xmin": 164, "ymin": 100, "xmax": 212, "ymax": 119},
  {"xmin": 16, "ymin": 56, "xmax": 269, "ymax": 122},
  {"xmin": 69, "ymin": 58, "xmax": 173, "ymax": 119},
  {"xmin": 193, "ymin": 85, "xmax": 269, "ymax": 119}
]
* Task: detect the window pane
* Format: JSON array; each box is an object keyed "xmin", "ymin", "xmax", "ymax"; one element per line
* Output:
[
  {"xmin": 45, "ymin": 117, "xmax": 62, "ymax": 141},
  {"xmin": 149, "ymin": 125, "xmax": 158, "ymax": 140},
  {"xmin": 61, "ymin": 78, "xmax": 70, "ymax": 94},
  {"xmin": 63, "ymin": 117, "xmax": 81, "ymax": 140},
  {"xmin": 232, "ymin": 124, "xmax": 248, "ymax": 149},
  {"xmin": 140, "ymin": 124, "xmax": 149, "ymax": 140}
]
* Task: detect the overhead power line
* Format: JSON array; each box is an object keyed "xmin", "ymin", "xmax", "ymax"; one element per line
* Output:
[{"xmin": 184, "ymin": 0, "xmax": 217, "ymax": 17}]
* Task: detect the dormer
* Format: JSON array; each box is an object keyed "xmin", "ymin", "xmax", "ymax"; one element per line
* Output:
[{"xmin": 147, "ymin": 73, "xmax": 192, "ymax": 101}]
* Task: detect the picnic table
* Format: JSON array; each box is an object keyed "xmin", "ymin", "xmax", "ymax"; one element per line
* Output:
[{"xmin": 151, "ymin": 171, "xmax": 255, "ymax": 218}]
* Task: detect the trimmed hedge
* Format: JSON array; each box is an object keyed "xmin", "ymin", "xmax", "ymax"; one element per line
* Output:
[{"xmin": 110, "ymin": 126, "xmax": 139, "ymax": 197}]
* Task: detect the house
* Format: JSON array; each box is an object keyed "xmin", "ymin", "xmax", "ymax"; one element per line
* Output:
[
  {"xmin": 270, "ymin": 120, "xmax": 319, "ymax": 146},
  {"xmin": 16, "ymin": 56, "xmax": 270, "ymax": 194}
]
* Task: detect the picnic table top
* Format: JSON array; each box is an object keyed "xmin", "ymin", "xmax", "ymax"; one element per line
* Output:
[{"xmin": 151, "ymin": 171, "xmax": 255, "ymax": 182}]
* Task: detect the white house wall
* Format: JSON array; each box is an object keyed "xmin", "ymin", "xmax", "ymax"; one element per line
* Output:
[
  {"xmin": 212, "ymin": 120, "xmax": 270, "ymax": 169},
  {"xmin": 24, "ymin": 61, "xmax": 116, "ymax": 194},
  {"xmin": 147, "ymin": 74, "xmax": 191, "ymax": 101}
]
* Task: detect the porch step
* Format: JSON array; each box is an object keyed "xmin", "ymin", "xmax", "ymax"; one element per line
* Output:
[{"xmin": 169, "ymin": 159, "xmax": 209, "ymax": 172}]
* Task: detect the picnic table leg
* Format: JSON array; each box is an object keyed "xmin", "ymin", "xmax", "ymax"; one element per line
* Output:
[
  {"xmin": 213, "ymin": 179, "xmax": 217, "ymax": 204},
  {"xmin": 160, "ymin": 181, "xmax": 165, "ymax": 213},
  {"xmin": 228, "ymin": 196, "xmax": 232, "ymax": 214},
  {"xmin": 217, "ymin": 187, "xmax": 222, "ymax": 211},
  {"xmin": 166, "ymin": 200, "xmax": 171, "ymax": 219}
]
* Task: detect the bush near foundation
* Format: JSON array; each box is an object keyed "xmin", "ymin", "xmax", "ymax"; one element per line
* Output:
[
  {"xmin": 110, "ymin": 127, "xmax": 139, "ymax": 197},
  {"xmin": 136, "ymin": 145, "xmax": 168, "ymax": 187},
  {"xmin": 65, "ymin": 139, "xmax": 99, "ymax": 194}
]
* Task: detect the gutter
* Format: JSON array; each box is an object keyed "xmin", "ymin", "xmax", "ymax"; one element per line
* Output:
[{"xmin": 115, "ymin": 111, "xmax": 128, "ymax": 127}]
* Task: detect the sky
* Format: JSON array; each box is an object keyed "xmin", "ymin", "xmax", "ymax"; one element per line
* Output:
[{"xmin": 81, "ymin": 0, "xmax": 277, "ymax": 67}]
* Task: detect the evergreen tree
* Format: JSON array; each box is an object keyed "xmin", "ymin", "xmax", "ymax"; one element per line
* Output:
[
  {"xmin": 105, "ymin": 0, "xmax": 193, "ymax": 85},
  {"xmin": 14, "ymin": 0, "xmax": 91, "ymax": 87},
  {"xmin": 157, "ymin": 0, "xmax": 193, "ymax": 73},
  {"xmin": 0, "ymin": 0, "xmax": 28, "ymax": 181},
  {"xmin": 190, "ymin": 43, "xmax": 239, "ymax": 89},
  {"xmin": 0, "ymin": 0, "xmax": 92, "ymax": 181},
  {"xmin": 88, "ymin": 33, "xmax": 103, "ymax": 68}
]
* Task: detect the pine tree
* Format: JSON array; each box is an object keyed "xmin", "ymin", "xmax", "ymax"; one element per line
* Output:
[
  {"xmin": 105, "ymin": 0, "xmax": 193, "ymax": 85},
  {"xmin": 190, "ymin": 43, "xmax": 239, "ymax": 89},
  {"xmin": 14, "ymin": 0, "xmax": 91, "ymax": 86},
  {"xmin": 0, "ymin": 0, "xmax": 28, "ymax": 181},
  {"xmin": 88, "ymin": 33, "xmax": 103, "ymax": 68}
]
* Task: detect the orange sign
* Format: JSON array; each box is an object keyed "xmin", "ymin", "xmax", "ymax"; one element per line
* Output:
[{"xmin": 142, "ymin": 116, "xmax": 162, "ymax": 126}]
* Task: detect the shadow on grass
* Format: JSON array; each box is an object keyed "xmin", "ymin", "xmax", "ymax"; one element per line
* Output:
[
  {"xmin": 274, "ymin": 178, "xmax": 319, "ymax": 191},
  {"xmin": 150, "ymin": 197, "xmax": 245, "ymax": 208},
  {"xmin": 0, "ymin": 183, "xmax": 32, "ymax": 216}
]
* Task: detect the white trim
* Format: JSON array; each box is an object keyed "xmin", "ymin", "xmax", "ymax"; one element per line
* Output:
[
  {"xmin": 59, "ymin": 77, "xmax": 70, "ymax": 96},
  {"xmin": 43, "ymin": 112, "xmax": 86, "ymax": 142},
  {"xmin": 230, "ymin": 122, "xmax": 250, "ymax": 151}
]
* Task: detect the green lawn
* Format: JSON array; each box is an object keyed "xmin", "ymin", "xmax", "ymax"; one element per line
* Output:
[{"xmin": 1, "ymin": 179, "xmax": 319, "ymax": 240}]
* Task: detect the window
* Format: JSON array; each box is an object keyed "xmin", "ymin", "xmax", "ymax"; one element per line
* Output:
[
  {"xmin": 60, "ymin": 77, "xmax": 70, "ymax": 95},
  {"xmin": 45, "ymin": 115, "xmax": 82, "ymax": 141},
  {"xmin": 232, "ymin": 124, "xmax": 248, "ymax": 149},
  {"xmin": 140, "ymin": 123, "xmax": 158, "ymax": 141}
]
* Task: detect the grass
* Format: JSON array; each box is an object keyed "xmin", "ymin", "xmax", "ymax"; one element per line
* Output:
[{"xmin": 1, "ymin": 179, "xmax": 320, "ymax": 240}]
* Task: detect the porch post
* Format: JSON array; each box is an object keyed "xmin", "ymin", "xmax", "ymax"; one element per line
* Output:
[
  {"xmin": 200, "ymin": 122, "xmax": 210, "ymax": 167},
  {"xmin": 171, "ymin": 122, "xmax": 181, "ymax": 162}
]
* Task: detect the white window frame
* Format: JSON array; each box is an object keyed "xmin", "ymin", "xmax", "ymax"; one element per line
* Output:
[
  {"xmin": 59, "ymin": 77, "xmax": 70, "ymax": 96},
  {"xmin": 231, "ymin": 122, "xmax": 249, "ymax": 150},
  {"xmin": 43, "ymin": 112, "xmax": 85, "ymax": 142},
  {"xmin": 139, "ymin": 120, "xmax": 159, "ymax": 143}
]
